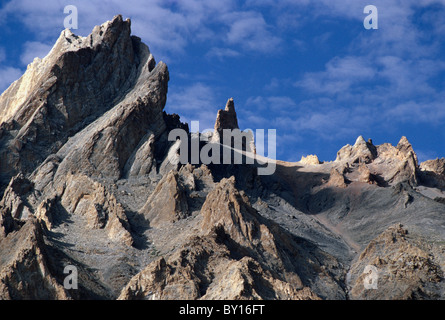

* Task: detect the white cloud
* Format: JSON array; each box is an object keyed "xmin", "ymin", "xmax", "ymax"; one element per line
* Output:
[
  {"xmin": 20, "ymin": 41, "xmax": 53, "ymax": 66},
  {"xmin": 0, "ymin": 66, "xmax": 23, "ymax": 93},
  {"xmin": 239, "ymin": 96, "xmax": 299, "ymax": 138}
]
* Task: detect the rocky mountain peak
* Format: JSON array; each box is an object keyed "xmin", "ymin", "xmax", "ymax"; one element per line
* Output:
[
  {"xmin": 335, "ymin": 135, "xmax": 377, "ymax": 164},
  {"xmin": 209, "ymin": 97, "xmax": 256, "ymax": 154},
  {"xmin": 55, "ymin": 14, "xmax": 132, "ymax": 55},
  {"xmin": 397, "ymin": 136, "xmax": 411, "ymax": 149},
  {"xmin": 212, "ymin": 97, "xmax": 239, "ymax": 141},
  {"xmin": 224, "ymin": 97, "xmax": 236, "ymax": 113}
]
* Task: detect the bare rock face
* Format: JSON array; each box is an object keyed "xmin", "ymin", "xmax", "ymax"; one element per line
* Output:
[
  {"xmin": 0, "ymin": 13, "xmax": 171, "ymax": 190},
  {"xmin": 0, "ymin": 218, "xmax": 69, "ymax": 299},
  {"xmin": 419, "ymin": 158, "xmax": 445, "ymax": 189},
  {"xmin": 421, "ymin": 158, "xmax": 445, "ymax": 176},
  {"xmin": 372, "ymin": 137, "xmax": 418, "ymax": 186},
  {"xmin": 348, "ymin": 224, "xmax": 444, "ymax": 299},
  {"xmin": 124, "ymin": 133, "xmax": 156, "ymax": 178},
  {"xmin": 211, "ymin": 98, "xmax": 255, "ymax": 154},
  {"xmin": 0, "ymin": 15, "xmax": 177, "ymax": 298},
  {"xmin": 139, "ymin": 171, "xmax": 189, "ymax": 228},
  {"xmin": 327, "ymin": 168, "xmax": 347, "ymax": 188},
  {"xmin": 397, "ymin": 136, "xmax": 418, "ymax": 164},
  {"xmin": 385, "ymin": 152, "xmax": 418, "ymax": 186},
  {"xmin": 59, "ymin": 173, "xmax": 133, "ymax": 245},
  {"xmin": 0, "ymin": 207, "xmax": 19, "ymax": 239},
  {"xmin": 0, "ymin": 174, "xmax": 34, "ymax": 220},
  {"xmin": 0, "ymin": 15, "xmax": 157, "ymax": 185},
  {"xmin": 357, "ymin": 163, "xmax": 375, "ymax": 184},
  {"xmin": 206, "ymin": 177, "xmax": 343, "ymax": 298},
  {"xmin": 35, "ymin": 197, "xmax": 56, "ymax": 230},
  {"xmin": 332, "ymin": 136, "xmax": 419, "ymax": 187},
  {"xmin": 119, "ymin": 177, "xmax": 346, "ymax": 300},
  {"xmin": 213, "ymin": 98, "xmax": 239, "ymax": 141},
  {"xmin": 118, "ymin": 233, "xmax": 320, "ymax": 300},
  {"xmin": 201, "ymin": 177, "xmax": 263, "ymax": 245},
  {"xmin": 1, "ymin": 15, "xmax": 445, "ymax": 301},
  {"xmin": 336, "ymin": 136, "xmax": 377, "ymax": 164}
]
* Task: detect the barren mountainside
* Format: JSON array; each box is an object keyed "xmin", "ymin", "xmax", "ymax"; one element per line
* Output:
[{"xmin": 0, "ymin": 15, "xmax": 444, "ymax": 300}]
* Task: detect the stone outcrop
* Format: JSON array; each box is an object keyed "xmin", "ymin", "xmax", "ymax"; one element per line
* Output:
[
  {"xmin": 0, "ymin": 15, "xmax": 175, "ymax": 298},
  {"xmin": 357, "ymin": 163, "xmax": 375, "ymax": 184},
  {"xmin": 0, "ymin": 174, "xmax": 34, "ymax": 220},
  {"xmin": 35, "ymin": 197, "xmax": 57, "ymax": 230},
  {"xmin": 385, "ymin": 151, "xmax": 418, "ymax": 186},
  {"xmin": 397, "ymin": 136, "xmax": 418, "ymax": 164},
  {"xmin": 300, "ymin": 155, "xmax": 320, "ymax": 165},
  {"xmin": 0, "ymin": 15, "xmax": 445, "ymax": 301},
  {"xmin": 0, "ymin": 206, "xmax": 20, "ymax": 239},
  {"xmin": 118, "ymin": 233, "xmax": 320, "ymax": 300},
  {"xmin": 348, "ymin": 224, "xmax": 444, "ymax": 299}
]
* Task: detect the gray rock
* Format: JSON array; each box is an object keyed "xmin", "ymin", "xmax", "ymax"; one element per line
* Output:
[{"xmin": 0, "ymin": 15, "xmax": 444, "ymax": 301}]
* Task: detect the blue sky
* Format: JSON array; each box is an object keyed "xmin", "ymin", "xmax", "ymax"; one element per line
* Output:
[{"xmin": 0, "ymin": 0, "xmax": 444, "ymax": 162}]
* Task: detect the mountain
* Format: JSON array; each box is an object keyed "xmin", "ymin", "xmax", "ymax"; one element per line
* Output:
[{"xmin": 0, "ymin": 15, "xmax": 444, "ymax": 300}]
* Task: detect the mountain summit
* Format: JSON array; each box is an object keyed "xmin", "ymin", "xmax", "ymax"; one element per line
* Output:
[{"xmin": 0, "ymin": 16, "xmax": 444, "ymax": 300}]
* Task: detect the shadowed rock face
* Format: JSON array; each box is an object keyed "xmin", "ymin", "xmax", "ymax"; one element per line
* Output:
[
  {"xmin": 421, "ymin": 158, "xmax": 445, "ymax": 176},
  {"xmin": 1, "ymin": 16, "xmax": 445, "ymax": 300}
]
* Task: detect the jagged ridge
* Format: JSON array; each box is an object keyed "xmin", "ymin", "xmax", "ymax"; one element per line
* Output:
[{"xmin": 0, "ymin": 15, "xmax": 444, "ymax": 300}]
